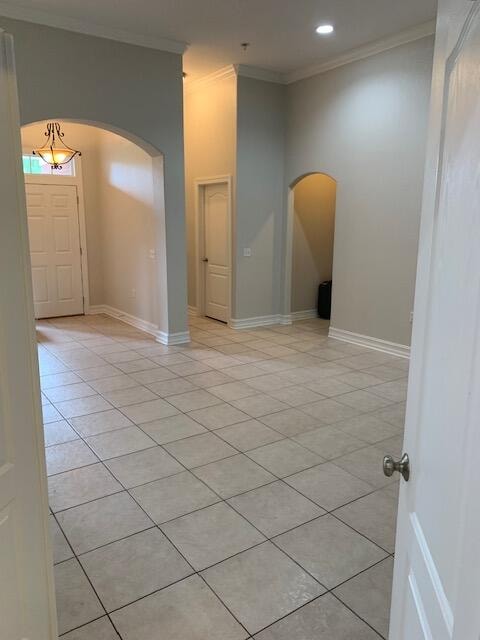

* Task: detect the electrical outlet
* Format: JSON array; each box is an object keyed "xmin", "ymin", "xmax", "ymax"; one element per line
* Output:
[{"xmin": 243, "ymin": 248, "xmax": 252, "ymax": 257}]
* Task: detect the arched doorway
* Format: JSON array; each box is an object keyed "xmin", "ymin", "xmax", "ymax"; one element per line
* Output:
[
  {"xmin": 284, "ymin": 172, "xmax": 337, "ymax": 328},
  {"xmin": 21, "ymin": 120, "xmax": 167, "ymax": 338}
]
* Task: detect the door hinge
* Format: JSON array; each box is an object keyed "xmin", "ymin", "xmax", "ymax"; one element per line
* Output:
[
  {"xmin": 80, "ymin": 246, "xmax": 83, "ymax": 256},
  {"xmin": 77, "ymin": 195, "xmax": 80, "ymax": 204}
]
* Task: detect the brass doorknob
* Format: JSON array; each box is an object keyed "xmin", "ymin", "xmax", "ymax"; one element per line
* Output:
[{"xmin": 383, "ymin": 453, "xmax": 410, "ymax": 481}]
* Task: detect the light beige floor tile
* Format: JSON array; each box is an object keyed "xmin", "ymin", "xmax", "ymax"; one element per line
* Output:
[
  {"xmin": 57, "ymin": 492, "xmax": 153, "ymax": 554},
  {"xmin": 369, "ymin": 379, "xmax": 408, "ymax": 403},
  {"xmin": 187, "ymin": 403, "xmax": 251, "ymax": 430},
  {"xmin": 201, "ymin": 542, "xmax": 324, "ymax": 635},
  {"xmin": 130, "ymin": 471, "xmax": 220, "ymax": 523},
  {"xmin": 185, "ymin": 370, "xmax": 235, "ymax": 388},
  {"xmin": 85, "ymin": 426, "xmax": 157, "ymax": 460},
  {"xmin": 40, "ymin": 371, "xmax": 82, "ymax": 389},
  {"xmin": 231, "ymin": 394, "xmax": 290, "ymax": 418},
  {"xmin": 60, "ymin": 616, "xmax": 120, "ymax": 640},
  {"xmin": 299, "ymin": 398, "xmax": 360, "ymax": 424},
  {"xmin": 207, "ymin": 381, "xmax": 259, "ymax": 401},
  {"xmin": 303, "ymin": 378, "xmax": 357, "ymax": 398},
  {"xmin": 164, "ymin": 432, "xmax": 236, "ymax": 468},
  {"xmin": 334, "ymin": 413, "xmax": 400, "ymax": 444},
  {"xmin": 294, "ymin": 425, "xmax": 365, "ymax": 460},
  {"xmin": 167, "ymin": 361, "xmax": 213, "ymax": 376},
  {"xmin": 274, "ymin": 515, "xmax": 387, "ymax": 588},
  {"xmin": 76, "ymin": 364, "xmax": 122, "ymax": 381},
  {"xmin": 267, "ymin": 385, "xmax": 325, "ymax": 407},
  {"xmin": 335, "ymin": 389, "xmax": 394, "ymax": 412},
  {"xmin": 100, "ymin": 385, "xmax": 158, "ymax": 408},
  {"xmin": 146, "ymin": 377, "xmax": 198, "ymax": 397},
  {"xmin": 216, "ymin": 420, "xmax": 283, "ymax": 451},
  {"xmin": 333, "ymin": 371, "xmax": 384, "ymax": 389},
  {"xmin": 115, "ymin": 359, "xmax": 160, "ymax": 373},
  {"xmin": 42, "ymin": 403, "xmax": 63, "ymax": 423},
  {"xmin": 104, "ymin": 445, "xmax": 183, "ymax": 488},
  {"xmin": 162, "ymin": 502, "xmax": 265, "ymax": 570},
  {"xmin": 334, "ymin": 557, "xmax": 394, "ymax": 638},
  {"xmin": 244, "ymin": 374, "xmax": 294, "ymax": 393},
  {"xmin": 363, "ymin": 364, "xmax": 407, "ymax": 381},
  {"xmin": 48, "ymin": 463, "xmax": 122, "ymax": 512},
  {"xmin": 80, "ymin": 528, "xmax": 192, "ymax": 611},
  {"xmin": 49, "ymin": 515, "xmax": 74, "ymax": 564},
  {"xmin": 129, "ymin": 367, "xmax": 178, "ymax": 384},
  {"xmin": 228, "ymin": 481, "xmax": 324, "ymax": 537},
  {"xmin": 120, "ymin": 398, "xmax": 179, "ymax": 423},
  {"xmin": 139, "ymin": 414, "xmax": 207, "ymax": 444},
  {"xmin": 111, "ymin": 575, "xmax": 247, "ymax": 640},
  {"xmin": 334, "ymin": 487, "xmax": 398, "ymax": 552},
  {"xmin": 254, "ymin": 593, "xmax": 380, "ymax": 640},
  {"xmin": 372, "ymin": 402, "xmax": 406, "ymax": 429},
  {"xmin": 193, "ymin": 453, "xmax": 276, "ymax": 498},
  {"xmin": 45, "ymin": 440, "xmax": 98, "ymax": 476},
  {"xmin": 54, "ymin": 558, "xmax": 104, "ymax": 635},
  {"xmin": 259, "ymin": 408, "xmax": 320, "ymax": 437},
  {"xmin": 167, "ymin": 389, "xmax": 222, "ymax": 412},
  {"xmin": 44, "ymin": 420, "xmax": 79, "ymax": 447},
  {"xmin": 55, "ymin": 395, "xmax": 113, "ymax": 419},
  {"xmin": 285, "ymin": 462, "xmax": 374, "ymax": 511},
  {"xmin": 43, "ymin": 382, "xmax": 97, "ymax": 403},
  {"xmin": 221, "ymin": 364, "xmax": 265, "ymax": 379},
  {"xmin": 247, "ymin": 439, "xmax": 323, "ymax": 478},
  {"xmin": 70, "ymin": 409, "xmax": 133, "ymax": 437},
  {"xmin": 88, "ymin": 374, "xmax": 139, "ymax": 394},
  {"xmin": 333, "ymin": 444, "xmax": 396, "ymax": 488}
]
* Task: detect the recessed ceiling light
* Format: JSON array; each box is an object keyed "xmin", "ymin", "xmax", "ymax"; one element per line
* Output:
[{"xmin": 316, "ymin": 24, "xmax": 334, "ymax": 35}]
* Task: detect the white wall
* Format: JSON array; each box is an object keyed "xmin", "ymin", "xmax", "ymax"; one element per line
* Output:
[
  {"xmin": 184, "ymin": 75, "xmax": 237, "ymax": 310},
  {"xmin": 1, "ymin": 16, "xmax": 187, "ymax": 337},
  {"xmin": 291, "ymin": 173, "xmax": 336, "ymax": 313},
  {"xmin": 21, "ymin": 122, "xmax": 158, "ymax": 326},
  {"xmin": 286, "ymin": 36, "xmax": 434, "ymax": 345}
]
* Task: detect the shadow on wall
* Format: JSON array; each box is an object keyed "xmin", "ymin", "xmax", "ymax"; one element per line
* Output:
[
  {"xmin": 21, "ymin": 120, "xmax": 162, "ymax": 328},
  {"xmin": 291, "ymin": 173, "xmax": 337, "ymax": 314}
]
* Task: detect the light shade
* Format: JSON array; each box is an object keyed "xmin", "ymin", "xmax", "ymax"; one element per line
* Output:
[
  {"xmin": 33, "ymin": 122, "xmax": 80, "ymax": 169},
  {"xmin": 316, "ymin": 24, "xmax": 334, "ymax": 34}
]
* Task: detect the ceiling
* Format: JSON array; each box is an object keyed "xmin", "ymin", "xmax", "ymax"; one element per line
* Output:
[{"xmin": 0, "ymin": 0, "xmax": 437, "ymax": 81}]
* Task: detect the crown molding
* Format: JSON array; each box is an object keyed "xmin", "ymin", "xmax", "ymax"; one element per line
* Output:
[
  {"xmin": 184, "ymin": 64, "xmax": 237, "ymax": 95},
  {"xmin": 286, "ymin": 20, "xmax": 436, "ymax": 84},
  {"xmin": 0, "ymin": 1, "xmax": 187, "ymax": 54},
  {"xmin": 234, "ymin": 64, "xmax": 287, "ymax": 84}
]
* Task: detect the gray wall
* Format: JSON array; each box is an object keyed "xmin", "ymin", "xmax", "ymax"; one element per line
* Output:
[
  {"xmin": 235, "ymin": 76, "xmax": 286, "ymax": 320},
  {"xmin": 1, "ymin": 17, "xmax": 187, "ymax": 336},
  {"xmin": 286, "ymin": 36, "xmax": 434, "ymax": 345}
]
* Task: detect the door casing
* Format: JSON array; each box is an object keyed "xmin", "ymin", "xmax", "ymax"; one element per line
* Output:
[{"xmin": 194, "ymin": 175, "xmax": 233, "ymax": 323}]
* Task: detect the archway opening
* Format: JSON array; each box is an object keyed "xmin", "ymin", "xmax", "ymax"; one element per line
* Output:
[
  {"xmin": 288, "ymin": 172, "xmax": 337, "ymax": 331},
  {"xmin": 21, "ymin": 120, "xmax": 164, "ymax": 333}
]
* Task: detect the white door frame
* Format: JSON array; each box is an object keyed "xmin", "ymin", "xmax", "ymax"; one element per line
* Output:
[
  {"xmin": 23, "ymin": 153, "xmax": 90, "ymax": 314},
  {"xmin": 194, "ymin": 175, "xmax": 233, "ymax": 323}
]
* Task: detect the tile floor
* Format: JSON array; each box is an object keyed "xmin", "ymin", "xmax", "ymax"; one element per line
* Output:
[{"xmin": 39, "ymin": 313, "xmax": 407, "ymax": 639}]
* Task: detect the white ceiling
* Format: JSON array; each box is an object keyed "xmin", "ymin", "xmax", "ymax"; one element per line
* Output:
[{"xmin": 0, "ymin": 0, "xmax": 437, "ymax": 81}]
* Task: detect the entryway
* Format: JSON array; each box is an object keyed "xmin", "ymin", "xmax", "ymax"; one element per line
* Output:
[
  {"xmin": 285, "ymin": 173, "xmax": 337, "ymax": 325},
  {"xmin": 195, "ymin": 177, "xmax": 232, "ymax": 324}
]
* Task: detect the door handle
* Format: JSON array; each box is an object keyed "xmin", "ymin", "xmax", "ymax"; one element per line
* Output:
[
  {"xmin": 202, "ymin": 258, "xmax": 209, "ymax": 262},
  {"xmin": 383, "ymin": 453, "xmax": 410, "ymax": 481}
]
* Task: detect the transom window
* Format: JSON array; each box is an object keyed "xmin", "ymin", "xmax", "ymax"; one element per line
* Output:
[{"xmin": 22, "ymin": 154, "xmax": 75, "ymax": 177}]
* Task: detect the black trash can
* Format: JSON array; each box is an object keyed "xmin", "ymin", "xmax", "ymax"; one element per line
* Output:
[{"xmin": 318, "ymin": 281, "xmax": 332, "ymax": 319}]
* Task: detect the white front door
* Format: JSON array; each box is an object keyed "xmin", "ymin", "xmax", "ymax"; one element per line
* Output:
[
  {"xmin": 203, "ymin": 182, "xmax": 230, "ymax": 323},
  {"xmin": 26, "ymin": 182, "xmax": 84, "ymax": 319},
  {"xmin": 390, "ymin": 1, "xmax": 480, "ymax": 638},
  {"xmin": 0, "ymin": 30, "xmax": 57, "ymax": 640}
]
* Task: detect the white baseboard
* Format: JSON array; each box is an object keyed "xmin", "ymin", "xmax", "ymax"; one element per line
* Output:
[
  {"xmin": 188, "ymin": 305, "xmax": 198, "ymax": 316},
  {"xmin": 329, "ymin": 326, "xmax": 410, "ymax": 359},
  {"xmin": 290, "ymin": 309, "xmax": 319, "ymax": 321},
  {"xmin": 87, "ymin": 305, "xmax": 190, "ymax": 345},
  {"xmin": 230, "ymin": 314, "xmax": 286, "ymax": 330},
  {"xmin": 156, "ymin": 330, "xmax": 191, "ymax": 346}
]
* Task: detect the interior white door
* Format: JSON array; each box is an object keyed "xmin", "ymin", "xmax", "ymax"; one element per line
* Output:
[
  {"xmin": 390, "ymin": 1, "xmax": 480, "ymax": 638},
  {"xmin": 26, "ymin": 182, "xmax": 84, "ymax": 319},
  {"xmin": 0, "ymin": 30, "xmax": 58, "ymax": 640},
  {"xmin": 203, "ymin": 182, "xmax": 230, "ymax": 322}
]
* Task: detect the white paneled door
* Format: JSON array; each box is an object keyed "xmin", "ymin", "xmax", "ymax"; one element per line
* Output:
[
  {"xmin": 389, "ymin": 0, "xmax": 480, "ymax": 638},
  {"xmin": 0, "ymin": 30, "xmax": 57, "ymax": 640},
  {"xmin": 26, "ymin": 183, "xmax": 84, "ymax": 318},
  {"xmin": 203, "ymin": 182, "xmax": 230, "ymax": 322}
]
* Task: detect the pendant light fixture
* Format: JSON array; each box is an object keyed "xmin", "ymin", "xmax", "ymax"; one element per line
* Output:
[{"xmin": 32, "ymin": 122, "xmax": 81, "ymax": 169}]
